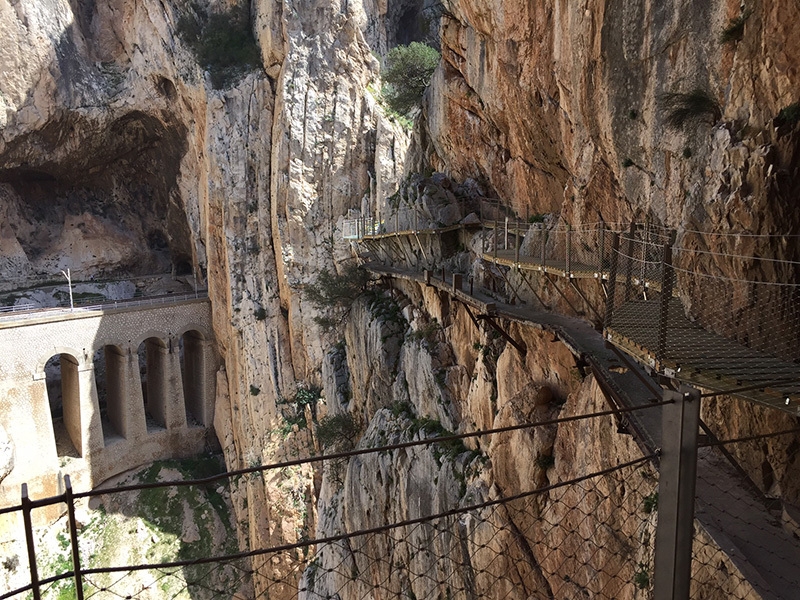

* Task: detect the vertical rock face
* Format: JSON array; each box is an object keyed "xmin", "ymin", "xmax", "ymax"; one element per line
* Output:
[
  {"xmin": 2, "ymin": 0, "xmax": 799, "ymax": 597},
  {"xmin": 0, "ymin": 0, "xmax": 409, "ymax": 593},
  {"xmin": 422, "ymin": 0, "xmax": 800, "ymax": 240}
]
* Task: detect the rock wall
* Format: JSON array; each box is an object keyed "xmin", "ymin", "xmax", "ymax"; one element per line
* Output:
[
  {"xmin": 419, "ymin": 0, "xmax": 800, "ymax": 245},
  {"xmin": 305, "ymin": 278, "xmax": 760, "ymax": 599}
]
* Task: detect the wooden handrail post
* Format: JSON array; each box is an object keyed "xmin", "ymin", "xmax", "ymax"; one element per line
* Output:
[
  {"xmin": 22, "ymin": 484, "xmax": 41, "ymax": 600},
  {"xmin": 604, "ymin": 232, "xmax": 620, "ymax": 327},
  {"xmin": 65, "ymin": 476, "xmax": 85, "ymax": 600}
]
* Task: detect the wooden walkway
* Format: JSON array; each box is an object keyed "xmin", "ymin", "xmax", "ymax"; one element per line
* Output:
[
  {"xmin": 483, "ymin": 250, "xmax": 602, "ymax": 280},
  {"xmin": 353, "ymin": 220, "xmax": 799, "ymax": 415}
]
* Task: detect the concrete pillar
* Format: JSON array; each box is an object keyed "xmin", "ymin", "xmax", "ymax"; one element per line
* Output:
[
  {"xmin": 78, "ymin": 364, "xmax": 104, "ymax": 456},
  {"xmin": 181, "ymin": 331, "xmax": 208, "ymax": 426},
  {"xmin": 125, "ymin": 346, "xmax": 148, "ymax": 439}
]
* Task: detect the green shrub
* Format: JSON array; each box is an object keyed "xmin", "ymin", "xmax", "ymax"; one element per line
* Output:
[
  {"xmin": 249, "ymin": 384, "xmax": 260, "ymax": 396},
  {"xmin": 381, "ymin": 42, "xmax": 440, "ymax": 115},
  {"xmin": 305, "ymin": 263, "xmax": 373, "ymax": 330},
  {"xmin": 643, "ymin": 492, "xmax": 658, "ymax": 514},
  {"xmin": 177, "ymin": 1, "xmax": 261, "ymax": 89},
  {"xmin": 682, "ymin": 147, "xmax": 693, "ymax": 159},
  {"xmin": 661, "ymin": 88, "xmax": 722, "ymax": 130},
  {"xmin": 305, "ymin": 264, "xmax": 371, "ymax": 309},
  {"xmin": 254, "ymin": 307, "xmax": 267, "ymax": 320},
  {"xmin": 622, "ymin": 158, "xmax": 634, "ymax": 168},
  {"xmin": 316, "ymin": 413, "xmax": 360, "ymax": 451},
  {"xmin": 634, "ymin": 564, "xmax": 650, "ymax": 589},
  {"xmin": 776, "ymin": 101, "xmax": 800, "ymax": 127}
]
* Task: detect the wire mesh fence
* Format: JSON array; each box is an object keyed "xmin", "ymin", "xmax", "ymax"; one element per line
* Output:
[
  {"xmin": 1, "ymin": 405, "xmax": 671, "ymax": 600},
  {"xmin": 689, "ymin": 413, "xmax": 800, "ymax": 600}
]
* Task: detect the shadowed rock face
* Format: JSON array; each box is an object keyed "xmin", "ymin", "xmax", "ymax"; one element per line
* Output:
[{"xmin": 0, "ymin": 109, "xmax": 192, "ymax": 278}]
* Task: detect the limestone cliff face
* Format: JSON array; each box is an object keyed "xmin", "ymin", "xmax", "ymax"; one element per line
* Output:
[
  {"xmin": 420, "ymin": 0, "xmax": 800, "ymax": 244},
  {"xmin": 0, "ymin": 0, "xmax": 413, "ymax": 594},
  {"xmin": 306, "ymin": 278, "xmax": 760, "ymax": 599}
]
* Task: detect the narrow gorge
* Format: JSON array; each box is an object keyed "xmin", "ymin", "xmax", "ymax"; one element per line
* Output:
[{"xmin": 1, "ymin": 0, "xmax": 799, "ymax": 598}]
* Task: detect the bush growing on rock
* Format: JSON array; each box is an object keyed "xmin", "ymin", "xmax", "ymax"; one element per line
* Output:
[
  {"xmin": 305, "ymin": 263, "xmax": 372, "ymax": 330},
  {"xmin": 381, "ymin": 42, "xmax": 440, "ymax": 116},
  {"xmin": 177, "ymin": 1, "xmax": 261, "ymax": 89},
  {"xmin": 660, "ymin": 88, "xmax": 722, "ymax": 130}
]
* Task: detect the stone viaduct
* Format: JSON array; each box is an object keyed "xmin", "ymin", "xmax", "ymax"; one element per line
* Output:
[{"xmin": 0, "ymin": 297, "xmax": 218, "ymax": 517}]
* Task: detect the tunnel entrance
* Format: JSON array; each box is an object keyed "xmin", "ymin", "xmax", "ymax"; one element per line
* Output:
[
  {"xmin": 45, "ymin": 353, "xmax": 82, "ymax": 458},
  {"xmin": 180, "ymin": 330, "xmax": 206, "ymax": 426},
  {"xmin": 138, "ymin": 337, "xmax": 168, "ymax": 432}
]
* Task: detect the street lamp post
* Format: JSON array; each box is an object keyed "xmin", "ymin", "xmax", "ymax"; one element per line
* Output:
[{"xmin": 61, "ymin": 268, "xmax": 74, "ymax": 311}]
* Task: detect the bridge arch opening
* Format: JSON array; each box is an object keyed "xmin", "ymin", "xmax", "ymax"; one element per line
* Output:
[
  {"xmin": 93, "ymin": 346, "xmax": 125, "ymax": 443},
  {"xmin": 138, "ymin": 337, "xmax": 168, "ymax": 431},
  {"xmin": 45, "ymin": 353, "xmax": 82, "ymax": 458},
  {"xmin": 180, "ymin": 330, "xmax": 206, "ymax": 426}
]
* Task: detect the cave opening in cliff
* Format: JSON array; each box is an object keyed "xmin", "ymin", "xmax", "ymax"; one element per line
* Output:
[
  {"xmin": 180, "ymin": 330, "xmax": 207, "ymax": 427},
  {"xmin": 93, "ymin": 346, "xmax": 125, "ymax": 444},
  {"xmin": 138, "ymin": 337, "xmax": 168, "ymax": 432},
  {"xmin": 0, "ymin": 110, "xmax": 193, "ymax": 286},
  {"xmin": 45, "ymin": 353, "xmax": 82, "ymax": 458}
]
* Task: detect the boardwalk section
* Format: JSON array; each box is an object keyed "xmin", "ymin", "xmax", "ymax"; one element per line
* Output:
[{"xmin": 348, "ymin": 212, "xmax": 800, "ymax": 414}]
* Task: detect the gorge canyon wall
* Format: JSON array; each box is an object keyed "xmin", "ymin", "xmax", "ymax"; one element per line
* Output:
[{"xmin": 1, "ymin": 0, "xmax": 799, "ymax": 597}]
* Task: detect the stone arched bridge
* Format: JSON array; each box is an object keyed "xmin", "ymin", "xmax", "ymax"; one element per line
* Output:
[{"xmin": 0, "ymin": 296, "xmax": 217, "ymax": 513}]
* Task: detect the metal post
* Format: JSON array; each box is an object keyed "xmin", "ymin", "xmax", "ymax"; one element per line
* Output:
[
  {"xmin": 395, "ymin": 211, "xmax": 399, "ymax": 234},
  {"xmin": 604, "ymin": 232, "xmax": 620, "ymax": 327},
  {"xmin": 657, "ymin": 240, "xmax": 675, "ymax": 365},
  {"xmin": 493, "ymin": 219, "xmax": 498, "ymax": 259},
  {"xmin": 599, "ymin": 224, "xmax": 606, "ymax": 276},
  {"xmin": 515, "ymin": 219, "xmax": 520, "ymax": 264},
  {"xmin": 480, "ymin": 201, "xmax": 485, "ymax": 254},
  {"xmin": 540, "ymin": 227, "xmax": 546, "ymax": 267},
  {"xmin": 414, "ymin": 208, "xmax": 419, "ymax": 232},
  {"xmin": 441, "ymin": 267, "xmax": 446, "ymax": 282},
  {"xmin": 22, "ymin": 484, "xmax": 41, "ymax": 600},
  {"xmin": 623, "ymin": 222, "xmax": 636, "ymax": 301},
  {"xmin": 453, "ymin": 273, "xmax": 463, "ymax": 292},
  {"xmin": 61, "ymin": 268, "xmax": 74, "ymax": 311},
  {"xmin": 469, "ymin": 276, "xmax": 474, "ymax": 295},
  {"xmin": 565, "ymin": 225, "xmax": 572, "ymax": 278},
  {"xmin": 505, "ymin": 217, "xmax": 509, "ymax": 250},
  {"xmin": 654, "ymin": 386, "xmax": 701, "ymax": 600},
  {"xmin": 65, "ymin": 476, "xmax": 85, "ymax": 600}
]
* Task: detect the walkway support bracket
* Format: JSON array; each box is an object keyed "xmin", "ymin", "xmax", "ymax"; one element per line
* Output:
[
  {"xmin": 476, "ymin": 314, "xmax": 527, "ymax": 356},
  {"xmin": 653, "ymin": 385, "xmax": 701, "ymax": 600}
]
